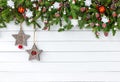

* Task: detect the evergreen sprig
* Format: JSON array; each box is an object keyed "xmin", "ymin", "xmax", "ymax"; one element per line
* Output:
[{"xmin": 0, "ymin": 0, "xmax": 120, "ymax": 37}]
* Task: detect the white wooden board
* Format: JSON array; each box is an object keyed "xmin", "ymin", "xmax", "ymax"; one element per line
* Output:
[{"xmin": 0, "ymin": 22, "xmax": 120, "ymax": 82}]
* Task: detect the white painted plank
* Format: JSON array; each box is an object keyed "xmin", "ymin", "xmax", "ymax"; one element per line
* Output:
[
  {"xmin": 0, "ymin": 52, "xmax": 120, "ymax": 62},
  {"xmin": 1, "ymin": 22, "xmax": 120, "ymax": 82},
  {"xmin": 0, "ymin": 62, "xmax": 120, "ymax": 72},
  {"xmin": 0, "ymin": 72, "xmax": 120, "ymax": 82},
  {"xmin": 0, "ymin": 42, "xmax": 120, "ymax": 51},
  {"xmin": 1, "ymin": 31, "xmax": 120, "ymax": 41}
]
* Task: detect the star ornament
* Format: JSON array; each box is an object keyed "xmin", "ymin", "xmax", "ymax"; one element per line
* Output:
[
  {"xmin": 53, "ymin": 2, "xmax": 60, "ymax": 9},
  {"xmin": 84, "ymin": 0, "xmax": 92, "ymax": 6},
  {"xmin": 26, "ymin": 43, "xmax": 43, "ymax": 61},
  {"xmin": 101, "ymin": 16, "xmax": 109, "ymax": 23},
  {"xmin": 12, "ymin": 28, "xmax": 30, "ymax": 46}
]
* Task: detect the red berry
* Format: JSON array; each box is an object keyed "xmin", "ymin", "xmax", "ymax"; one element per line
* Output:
[
  {"xmin": 96, "ymin": 13, "xmax": 100, "ymax": 18},
  {"xmin": 80, "ymin": 7, "xmax": 86, "ymax": 12},
  {"xmin": 18, "ymin": 45, "xmax": 23, "ymax": 49},
  {"xmin": 102, "ymin": 23, "xmax": 107, "ymax": 28},
  {"xmin": 104, "ymin": 32, "xmax": 108, "ymax": 37},
  {"xmin": 69, "ymin": 16, "xmax": 73, "ymax": 19},
  {"xmin": 112, "ymin": 12, "xmax": 117, "ymax": 17},
  {"xmin": 55, "ymin": 13, "xmax": 60, "ymax": 18},
  {"xmin": 97, "ymin": 17, "xmax": 101, "ymax": 20},
  {"xmin": 31, "ymin": 51, "xmax": 37, "ymax": 55}
]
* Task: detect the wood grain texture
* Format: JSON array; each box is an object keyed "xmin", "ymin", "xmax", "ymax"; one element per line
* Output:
[
  {"xmin": 0, "ymin": 41, "xmax": 120, "ymax": 52},
  {"xmin": 1, "ymin": 31, "xmax": 120, "ymax": 41},
  {"xmin": 1, "ymin": 72, "xmax": 120, "ymax": 82},
  {"xmin": 0, "ymin": 22, "xmax": 120, "ymax": 81},
  {"xmin": 0, "ymin": 52, "xmax": 120, "ymax": 62}
]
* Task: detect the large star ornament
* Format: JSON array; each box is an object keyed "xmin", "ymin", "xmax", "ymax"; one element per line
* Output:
[
  {"xmin": 26, "ymin": 43, "xmax": 43, "ymax": 61},
  {"xmin": 12, "ymin": 28, "xmax": 30, "ymax": 46}
]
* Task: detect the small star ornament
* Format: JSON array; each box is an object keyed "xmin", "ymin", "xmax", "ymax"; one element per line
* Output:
[
  {"xmin": 26, "ymin": 43, "xmax": 43, "ymax": 61},
  {"xmin": 84, "ymin": 0, "xmax": 92, "ymax": 6},
  {"xmin": 12, "ymin": 28, "xmax": 30, "ymax": 48},
  {"xmin": 53, "ymin": 2, "xmax": 60, "ymax": 9},
  {"xmin": 101, "ymin": 16, "xmax": 109, "ymax": 23}
]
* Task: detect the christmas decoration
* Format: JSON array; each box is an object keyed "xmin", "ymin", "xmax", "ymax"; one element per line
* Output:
[
  {"xmin": 98, "ymin": 6, "xmax": 106, "ymax": 13},
  {"xmin": 18, "ymin": 6, "xmax": 25, "ymax": 14},
  {"xmin": 53, "ymin": 2, "xmax": 61, "ymax": 9},
  {"xmin": 26, "ymin": 26, "xmax": 43, "ymax": 61},
  {"xmin": 101, "ymin": 16, "xmax": 109, "ymax": 23},
  {"xmin": 110, "ymin": 4, "xmax": 116, "ymax": 10},
  {"xmin": 7, "ymin": 0, "xmax": 14, "ymax": 9},
  {"xmin": 84, "ymin": 0, "xmax": 92, "ymax": 6},
  {"xmin": 26, "ymin": 43, "xmax": 42, "ymax": 61},
  {"xmin": 12, "ymin": 23, "xmax": 30, "ymax": 49},
  {"xmin": 25, "ymin": 9, "xmax": 33, "ymax": 18},
  {"xmin": 0, "ymin": 0, "xmax": 120, "ymax": 38},
  {"xmin": 80, "ymin": 7, "xmax": 86, "ymax": 12}
]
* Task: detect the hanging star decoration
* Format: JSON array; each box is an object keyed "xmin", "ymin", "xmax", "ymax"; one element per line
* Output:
[
  {"xmin": 26, "ymin": 43, "xmax": 43, "ymax": 61},
  {"xmin": 12, "ymin": 28, "xmax": 30, "ymax": 49}
]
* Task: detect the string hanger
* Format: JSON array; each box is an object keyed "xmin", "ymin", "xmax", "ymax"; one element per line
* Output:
[
  {"xmin": 33, "ymin": 24, "xmax": 37, "ymax": 44},
  {"xmin": 26, "ymin": 24, "xmax": 43, "ymax": 61},
  {"xmin": 20, "ymin": 22, "xmax": 23, "ymax": 30}
]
